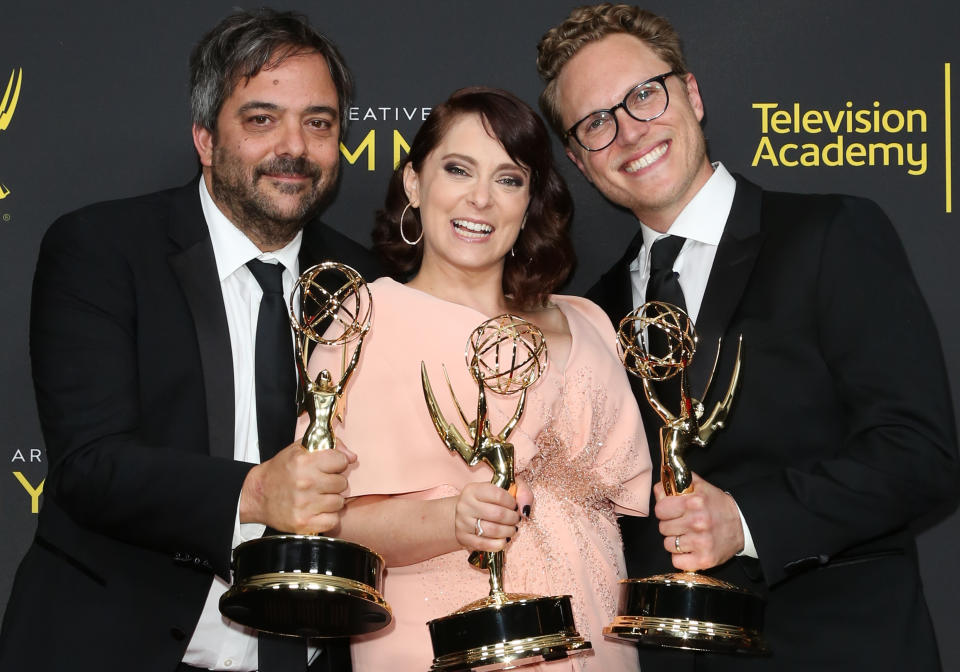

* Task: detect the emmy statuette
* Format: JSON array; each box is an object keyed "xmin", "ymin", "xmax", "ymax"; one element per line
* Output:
[
  {"xmin": 603, "ymin": 301, "xmax": 766, "ymax": 653},
  {"xmin": 220, "ymin": 262, "xmax": 391, "ymax": 638},
  {"xmin": 422, "ymin": 315, "xmax": 592, "ymax": 671}
]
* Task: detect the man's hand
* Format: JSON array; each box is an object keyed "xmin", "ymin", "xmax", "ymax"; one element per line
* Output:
[
  {"xmin": 654, "ymin": 472, "xmax": 744, "ymax": 571},
  {"xmin": 239, "ymin": 442, "xmax": 357, "ymax": 535}
]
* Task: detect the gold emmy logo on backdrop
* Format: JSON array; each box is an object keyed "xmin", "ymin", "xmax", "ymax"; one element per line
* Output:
[
  {"xmin": 603, "ymin": 301, "xmax": 767, "ymax": 654},
  {"xmin": 0, "ymin": 67, "xmax": 22, "ymax": 131},
  {"xmin": 220, "ymin": 262, "xmax": 391, "ymax": 638},
  {"xmin": 0, "ymin": 67, "xmax": 21, "ymax": 201},
  {"xmin": 422, "ymin": 315, "xmax": 592, "ymax": 671},
  {"xmin": 339, "ymin": 104, "xmax": 431, "ymax": 171}
]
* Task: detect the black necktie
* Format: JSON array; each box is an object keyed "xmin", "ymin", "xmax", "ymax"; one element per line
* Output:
[
  {"xmin": 644, "ymin": 235, "xmax": 687, "ymax": 412},
  {"xmin": 246, "ymin": 259, "xmax": 297, "ymax": 461},
  {"xmin": 645, "ymin": 235, "xmax": 687, "ymax": 313},
  {"xmin": 247, "ymin": 260, "xmax": 307, "ymax": 670}
]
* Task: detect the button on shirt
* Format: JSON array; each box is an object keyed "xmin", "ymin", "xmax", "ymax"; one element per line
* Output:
[
  {"xmin": 181, "ymin": 178, "xmax": 302, "ymax": 671},
  {"xmin": 628, "ymin": 162, "xmax": 758, "ymax": 559}
]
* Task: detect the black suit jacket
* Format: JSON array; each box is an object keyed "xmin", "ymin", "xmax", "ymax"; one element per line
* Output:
[
  {"xmin": 588, "ymin": 175, "xmax": 959, "ymax": 671},
  {"xmin": 0, "ymin": 181, "xmax": 379, "ymax": 672}
]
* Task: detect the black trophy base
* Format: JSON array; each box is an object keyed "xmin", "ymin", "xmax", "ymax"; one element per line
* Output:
[
  {"xmin": 603, "ymin": 572, "xmax": 767, "ymax": 654},
  {"xmin": 428, "ymin": 593, "xmax": 591, "ymax": 671},
  {"xmin": 220, "ymin": 534, "xmax": 390, "ymax": 638}
]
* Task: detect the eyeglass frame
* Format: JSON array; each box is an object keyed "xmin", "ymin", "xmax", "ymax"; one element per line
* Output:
[{"xmin": 564, "ymin": 71, "xmax": 678, "ymax": 152}]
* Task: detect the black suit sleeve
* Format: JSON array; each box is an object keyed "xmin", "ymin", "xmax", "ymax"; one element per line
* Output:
[
  {"xmin": 734, "ymin": 196, "xmax": 959, "ymax": 585},
  {"xmin": 31, "ymin": 210, "xmax": 250, "ymax": 578}
]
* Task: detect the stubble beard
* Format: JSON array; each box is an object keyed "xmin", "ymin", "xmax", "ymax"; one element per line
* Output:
[
  {"xmin": 211, "ymin": 146, "xmax": 336, "ymax": 249},
  {"xmin": 626, "ymin": 128, "xmax": 710, "ymax": 222}
]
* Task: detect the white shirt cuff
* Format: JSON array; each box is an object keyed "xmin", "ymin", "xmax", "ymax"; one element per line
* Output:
[
  {"xmin": 734, "ymin": 500, "xmax": 758, "ymax": 559},
  {"xmin": 233, "ymin": 496, "xmax": 266, "ymax": 549}
]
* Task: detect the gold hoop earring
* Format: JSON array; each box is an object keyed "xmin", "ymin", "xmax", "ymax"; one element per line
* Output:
[{"xmin": 400, "ymin": 202, "xmax": 423, "ymax": 246}]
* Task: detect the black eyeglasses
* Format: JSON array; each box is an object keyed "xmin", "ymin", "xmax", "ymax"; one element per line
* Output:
[{"xmin": 565, "ymin": 71, "xmax": 676, "ymax": 151}]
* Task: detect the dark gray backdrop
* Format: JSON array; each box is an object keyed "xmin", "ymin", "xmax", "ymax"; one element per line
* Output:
[{"xmin": 1, "ymin": 2, "xmax": 957, "ymax": 667}]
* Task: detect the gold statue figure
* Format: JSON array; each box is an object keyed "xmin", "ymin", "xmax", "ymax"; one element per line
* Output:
[
  {"xmin": 421, "ymin": 315, "xmax": 591, "ymax": 671},
  {"xmin": 291, "ymin": 261, "xmax": 372, "ymax": 454},
  {"xmin": 604, "ymin": 300, "xmax": 765, "ymax": 653},
  {"xmin": 300, "ymin": 341, "xmax": 363, "ymax": 453},
  {"xmin": 617, "ymin": 301, "xmax": 741, "ymax": 495},
  {"xmin": 219, "ymin": 261, "xmax": 390, "ymax": 639},
  {"xmin": 421, "ymin": 315, "xmax": 544, "ymax": 598}
]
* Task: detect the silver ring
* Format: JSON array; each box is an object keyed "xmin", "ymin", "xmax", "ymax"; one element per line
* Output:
[
  {"xmin": 475, "ymin": 518, "xmax": 485, "ymax": 537},
  {"xmin": 674, "ymin": 535, "xmax": 682, "ymax": 553}
]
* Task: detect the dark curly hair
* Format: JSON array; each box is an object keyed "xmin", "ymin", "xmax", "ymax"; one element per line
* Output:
[
  {"xmin": 190, "ymin": 8, "xmax": 353, "ymax": 140},
  {"xmin": 373, "ymin": 87, "xmax": 575, "ymax": 310}
]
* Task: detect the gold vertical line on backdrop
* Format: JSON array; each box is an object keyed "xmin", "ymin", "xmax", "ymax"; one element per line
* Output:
[{"xmin": 946, "ymin": 63, "xmax": 952, "ymax": 214}]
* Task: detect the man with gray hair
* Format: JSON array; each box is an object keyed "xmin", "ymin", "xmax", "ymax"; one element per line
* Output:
[
  {"xmin": 0, "ymin": 9, "xmax": 374, "ymax": 672},
  {"xmin": 537, "ymin": 4, "xmax": 958, "ymax": 671}
]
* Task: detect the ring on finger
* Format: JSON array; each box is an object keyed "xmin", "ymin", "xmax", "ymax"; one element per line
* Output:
[
  {"xmin": 674, "ymin": 535, "xmax": 683, "ymax": 553},
  {"xmin": 475, "ymin": 518, "xmax": 485, "ymax": 537}
]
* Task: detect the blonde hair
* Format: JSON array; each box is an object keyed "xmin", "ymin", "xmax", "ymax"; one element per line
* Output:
[{"xmin": 536, "ymin": 4, "xmax": 688, "ymax": 138}]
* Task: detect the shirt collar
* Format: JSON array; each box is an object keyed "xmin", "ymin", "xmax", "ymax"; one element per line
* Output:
[
  {"xmin": 638, "ymin": 162, "xmax": 736, "ymax": 254},
  {"xmin": 199, "ymin": 177, "xmax": 302, "ymax": 281}
]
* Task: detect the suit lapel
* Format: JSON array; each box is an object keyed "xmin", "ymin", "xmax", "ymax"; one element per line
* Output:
[
  {"xmin": 299, "ymin": 220, "xmax": 327, "ymax": 269},
  {"xmin": 584, "ymin": 181, "xmax": 765, "ymax": 481},
  {"xmin": 166, "ymin": 181, "xmax": 236, "ymax": 461},
  {"xmin": 689, "ymin": 175, "xmax": 765, "ymax": 403},
  {"xmin": 586, "ymin": 229, "xmax": 643, "ymax": 329},
  {"xmin": 585, "ymin": 231, "xmax": 659, "ymax": 458}
]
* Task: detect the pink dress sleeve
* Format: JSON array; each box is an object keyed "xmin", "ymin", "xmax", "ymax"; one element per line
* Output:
[{"xmin": 301, "ymin": 277, "xmax": 521, "ymax": 498}]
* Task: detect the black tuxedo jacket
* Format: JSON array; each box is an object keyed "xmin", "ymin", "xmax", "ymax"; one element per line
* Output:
[
  {"xmin": 0, "ymin": 181, "xmax": 379, "ymax": 672},
  {"xmin": 588, "ymin": 175, "xmax": 959, "ymax": 671}
]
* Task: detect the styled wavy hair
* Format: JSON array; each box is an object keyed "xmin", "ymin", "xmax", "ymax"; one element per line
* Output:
[
  {"xmin": 190, "ymin": 8, "xmax": 353, "ymax": 139},
  {"xmin": 373, "ymin": 87, "xmax": 575, "ymax": 310},
  {"xmin": 537, "ymin": 4, "xmax": 688, "ymax": 139}
]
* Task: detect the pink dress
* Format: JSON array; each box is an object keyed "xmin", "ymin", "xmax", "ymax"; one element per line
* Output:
[{"xmin": 307, "ymin": 278, "xmax": 650, "ymax": 671}]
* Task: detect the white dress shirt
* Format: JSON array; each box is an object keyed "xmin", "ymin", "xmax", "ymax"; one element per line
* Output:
[
  {"xmin": 628, "ymin": 162, "xmax": 758, "ymax": 559},
  {"xmin": 181, "ymin": 178, "xmax": 302, "ymax": 671}
]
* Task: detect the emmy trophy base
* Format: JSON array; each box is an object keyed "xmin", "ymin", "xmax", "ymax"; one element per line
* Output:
[
  {"xmin": 220, "ymin": 535, "xmax": 390, "ymax": 638},
  {"xmin": 428, "ymin": 593, "xmax": 591, "ymax": 671},
  {"xmin": 603, "ymin": 573, "xmax": 766, "ymax": 654}
]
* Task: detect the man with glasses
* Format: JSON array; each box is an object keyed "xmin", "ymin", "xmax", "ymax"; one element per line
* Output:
[{"xmin": 537, "ymin": 4, "xmax": 958, "ymax": 671}]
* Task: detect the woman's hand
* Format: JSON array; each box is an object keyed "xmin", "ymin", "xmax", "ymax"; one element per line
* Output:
[{"xmin": 455, "ymin": 482, "xmax": 524, "ymax": 553}]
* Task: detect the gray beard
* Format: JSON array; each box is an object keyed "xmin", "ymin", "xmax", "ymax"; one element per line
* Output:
[{"xmin": 211, "ymin": 154, "xmax": 332, "ymax": 249}]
